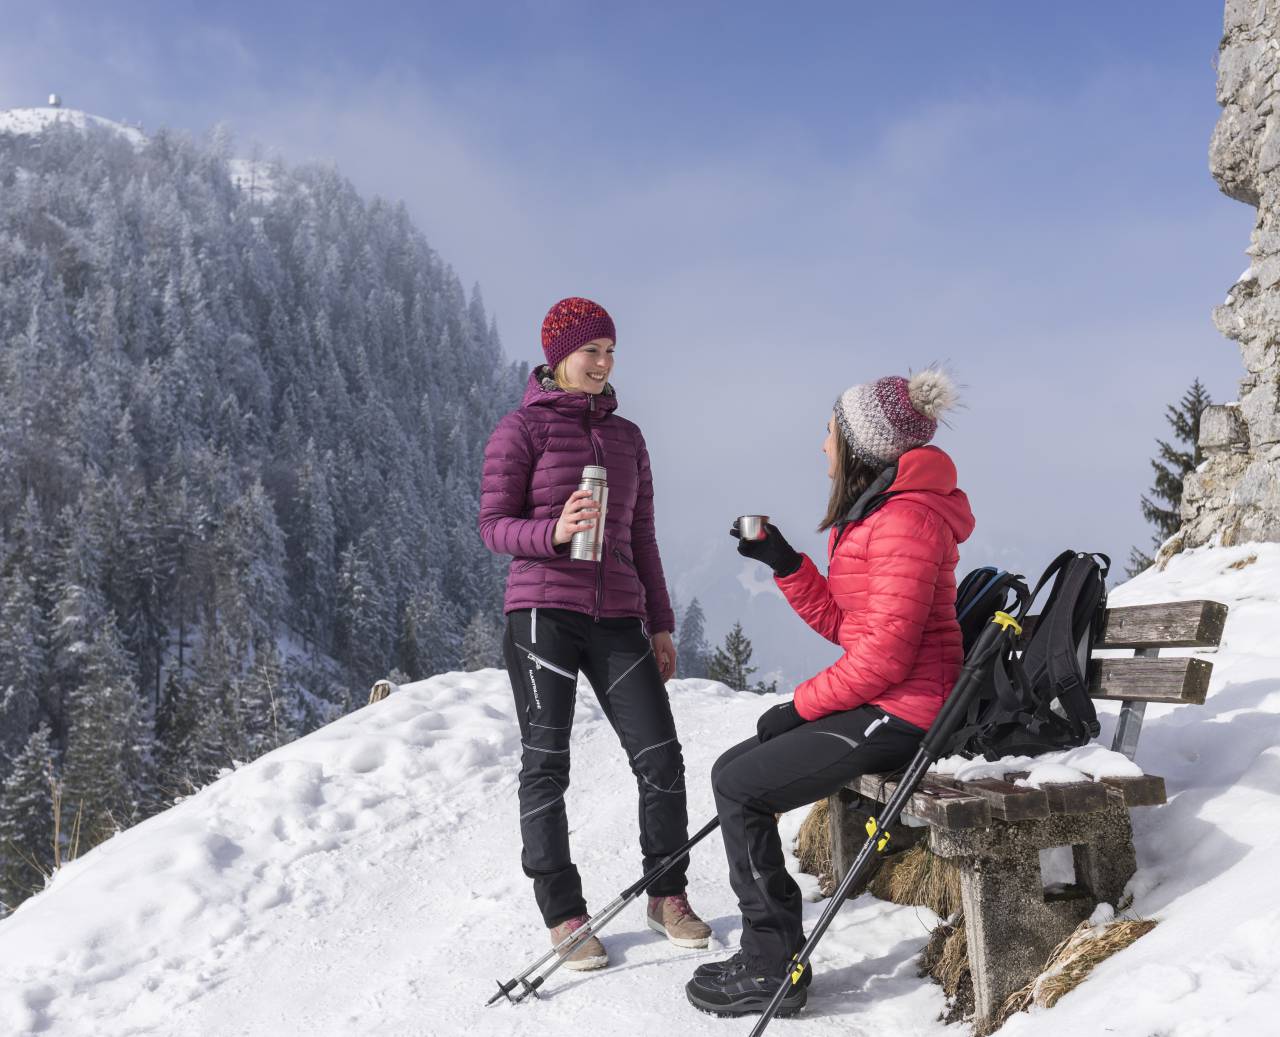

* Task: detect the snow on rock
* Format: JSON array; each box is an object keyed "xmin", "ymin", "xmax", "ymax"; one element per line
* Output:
[
  {"xmin": 0, "ymin": 542, "xmax": 1277, "ymax": 1036},
  {"xmin": 0, "ymin": 106, "xmax": 146, "ymax": 147}
]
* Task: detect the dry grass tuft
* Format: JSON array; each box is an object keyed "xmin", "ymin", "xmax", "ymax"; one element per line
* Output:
[
  {"xmin": 870, "ymin": 842, "xmax": 962, "ymax": 919},
  {"xmin": 996, "ymin": 917, "xmax": 1158, "ymax": 1027},
  {"xmin": 919, "ymin": 911, "xmax": 972, "ymax": 1024},
  {"xmin": 793, "ymin": 799, "xmax": 832, "ymax": 883},
  {"xmin": 1228, "ymin": 553, "xmax": 1258, "ymax": 571}
]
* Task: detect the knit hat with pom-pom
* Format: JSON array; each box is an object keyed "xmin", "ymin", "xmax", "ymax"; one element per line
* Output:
[
  {"xmin": 541, "ymin": 297, "xmax": 616, "ymax": 368},
  {"xmin": 833, "ymin": 369, "xmax": 957, "ymax": 467}
]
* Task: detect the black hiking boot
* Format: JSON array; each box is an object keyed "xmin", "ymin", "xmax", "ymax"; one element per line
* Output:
[
  {"xmin": 693, "ymin": 952, "xmax": 812, "ymax": 989},
  {"xmin": 685, "ymin": 957, "xmax": 808, "ymax": 1017}
]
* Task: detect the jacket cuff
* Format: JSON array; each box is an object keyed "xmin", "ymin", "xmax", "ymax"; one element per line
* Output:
[
  {"xmin": 775, "ymin": 553, "xmax": 817, "ymax": 590},
  {"xmin": 538, "ymin": 518, "xmax": 563, "ymax": 557},
  {"xmin": 793, "ymin": 686, "xmax": 822, "ymax": 722}
]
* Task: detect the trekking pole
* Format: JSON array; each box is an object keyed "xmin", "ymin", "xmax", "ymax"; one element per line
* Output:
[
  {"xmin": 747, "ymin": 607, "xmax": 1026, "ymax": 1037},
  {"xmin": 487, "ymin": 816, "xmax": 721, "ymax": 1005}
]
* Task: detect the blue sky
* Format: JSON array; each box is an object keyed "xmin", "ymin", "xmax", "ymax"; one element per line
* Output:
[{"xmin": 0, "ymin": 1, "xmax": 1254, "ymax": 682}]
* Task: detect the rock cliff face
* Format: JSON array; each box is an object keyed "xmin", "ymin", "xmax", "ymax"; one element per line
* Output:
[{"xmin": 1176, "ymin": 0, "xmax": 1280, "ymax": 556}]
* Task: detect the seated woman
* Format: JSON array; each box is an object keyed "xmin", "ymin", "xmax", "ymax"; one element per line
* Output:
[{"xmin": 686, "ymin": 369, "xmax": 973, "ymax": 1018}]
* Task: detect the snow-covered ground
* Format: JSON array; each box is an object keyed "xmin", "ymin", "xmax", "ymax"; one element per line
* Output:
[
  {"xmin": 0, "ymin": 106, "xmax": 146, "ymax": 147},
  {"xmin": 1, "ymin": 543, "xmax": 1278, "ymax": 1036}
]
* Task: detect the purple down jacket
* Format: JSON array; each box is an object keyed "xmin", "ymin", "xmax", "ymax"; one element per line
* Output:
[{"xmin": 478, "ymin": 368, "xmax": 676, "ymax": 633}]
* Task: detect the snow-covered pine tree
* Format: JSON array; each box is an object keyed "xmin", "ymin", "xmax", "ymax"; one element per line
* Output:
[
  {"xmin": 290, "ymin": 439, "xmax": 337, "ymax": 654},
  {"xmin": 229, "ymin": 643, "xmax": 291, "ymax": 762},
  {"xmin": 0, "ymin": 725, "xmax": 55, "ymax": 912},
  {"xmin": 460, "ymin": 611, "xmax": 504, "ymax": 671},
  {"xmin": 0, "ymin": 573, "xmax": 46, "ymax": 765},
  {"xmin": 60, "ymin": 614, "xmax": 148, "ymax": 847},
  {"xmin": 398, "ymin": 582, "xmax": 462, "ymax": 679},
  {"xmin": 211, "ymin": 479, "xmax": 287, "ymax": 657},
  {"xmin": 335, "ymin": 531, "xmax": 393, "ymax": 682},
  {"xmin": 676, "ymin": 597, "xmax": 711, "ymax": 680}
]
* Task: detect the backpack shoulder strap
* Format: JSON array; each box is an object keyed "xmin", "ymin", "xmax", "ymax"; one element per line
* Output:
[{"xmin": 1034, "ymin": 553, "xmax": 1106, "ymax": 740}]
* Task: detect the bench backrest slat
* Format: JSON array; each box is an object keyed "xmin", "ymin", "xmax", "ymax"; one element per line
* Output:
[
  {"xmin": 1087, "ymin": 656, "xmax": 1213, "ymax": 705},
  {"xmin": 1020, "ymin": 599, "xmax": 1227, "ymax": 650}
]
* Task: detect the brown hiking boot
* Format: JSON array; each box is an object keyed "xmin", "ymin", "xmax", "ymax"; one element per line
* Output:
[
  {"xmin": 550, "ymin": 915, "xmax": 609, "ymax": 971},
  {"xmin": 647, "ymin": 893, "xmax": 712, "ymax": 949}
]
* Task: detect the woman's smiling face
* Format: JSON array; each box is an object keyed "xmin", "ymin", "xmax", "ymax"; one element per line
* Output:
[{"xmin": 560, "ymin": 338, "xmax": 615, "ymax": 394}]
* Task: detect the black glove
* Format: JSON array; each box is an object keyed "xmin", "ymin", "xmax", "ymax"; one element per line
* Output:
[
  {"xmin": 757, "ymin": 701, "xmax": 804, "ymax": 743},
  {"xmin": 730, "ymin": 521, "xmax": 802, "ymax": 577}
]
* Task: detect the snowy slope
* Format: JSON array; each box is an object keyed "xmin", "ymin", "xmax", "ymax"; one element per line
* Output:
[
  {"xmin": 0, "ymin": 107, "xmax": 146, "ymax": 147},
  {"xmin": 0, "ymin": 543, "xmax": 1278, "ymax": 1036},
  {"xmin": 227, "ymin": 158, "xmax": 282, "ymax": 205}
]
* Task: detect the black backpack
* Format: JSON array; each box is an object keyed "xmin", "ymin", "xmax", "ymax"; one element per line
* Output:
[
  {"xmin": 945, "ymin": 551, "xmax": 1110, "ymax": 760},
  {"xmin": 954, "ymin": 566, "xmax": 1028, "ymax": 656}
]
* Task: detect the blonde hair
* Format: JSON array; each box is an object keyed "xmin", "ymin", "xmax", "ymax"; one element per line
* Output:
[{"xmin": 553, "ymin": 358, "xmax": 574, "ymax": 391}]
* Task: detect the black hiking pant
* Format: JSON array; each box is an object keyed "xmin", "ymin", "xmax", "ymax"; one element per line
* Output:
[
  {"xmin": 503, "ymin": 607, "xmax": 690, "ymax": 927},
  {"xmin": 711, "ymin": 704, "xmax": 925, "ymax": 970}
]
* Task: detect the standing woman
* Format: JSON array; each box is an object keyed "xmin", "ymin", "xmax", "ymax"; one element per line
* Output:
[
  {"xmin": 479, "ymin": 297, "xmax": 710, "ymax": 969},
  {"xmin": 685, "ymin": 370, "xmax": 974, "ymax": 1017}
]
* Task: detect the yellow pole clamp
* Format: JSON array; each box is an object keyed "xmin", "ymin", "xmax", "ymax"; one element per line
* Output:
[
  {"xmin": 865, "ymin": 817, "xmax": 891, "ymax": 852},
  {"xmin": 993, "ymin": 611, "xmax": 1023, "ymax": 636}
]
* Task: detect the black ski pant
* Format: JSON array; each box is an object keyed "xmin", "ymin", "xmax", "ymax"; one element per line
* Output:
[
  {"xmin": 711, "ymin": 704, "xmax": 925, "ymax": 970},
  {"xmin": 503, "ymin": 607, "xmax": 690, "ymax": 928}
]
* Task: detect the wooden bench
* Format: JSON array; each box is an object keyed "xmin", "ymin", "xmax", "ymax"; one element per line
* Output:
[{"xmin": 826, "ymin": 598, "xmax": 1228, "ymax": 1035}]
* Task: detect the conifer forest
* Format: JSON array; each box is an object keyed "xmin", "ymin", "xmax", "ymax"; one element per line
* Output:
[{"xmin": 0, "ymin": 123, "xmax": 525, "ymax": 909}]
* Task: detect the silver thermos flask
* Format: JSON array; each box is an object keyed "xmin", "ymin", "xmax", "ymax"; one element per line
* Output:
[{"xmin": 570, "ymin": 465, "xmax": 608, "ymax": 562}]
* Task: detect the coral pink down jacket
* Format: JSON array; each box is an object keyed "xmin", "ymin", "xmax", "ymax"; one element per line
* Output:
[
  {"xmin": 478, "ymin": 370, "xmax": 675, "ymax": 633},
  {"xmin": 777, "ymin": 446, "xmax": 976, "ymax": 729}
]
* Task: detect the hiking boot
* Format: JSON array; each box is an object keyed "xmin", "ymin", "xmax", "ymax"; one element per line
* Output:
[
  {"xmin": 549, "ymin": 915, "xmax": 608, "ymax": 971},
  {"xmin": 647, "ymin": 893, "xmax": 712, "ymax": 949},
  {"xmin": 694, "ymin": 952, "xmax": 812, "ymax": 989},
  {"xmin": 685, "ymin": 957, "xmax": 808, "ymax": 1017}
]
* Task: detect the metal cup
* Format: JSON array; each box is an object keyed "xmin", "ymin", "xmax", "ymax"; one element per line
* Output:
[{"xmin": 737, "ymin": 514, "xmax": 769, "ymax": 541}]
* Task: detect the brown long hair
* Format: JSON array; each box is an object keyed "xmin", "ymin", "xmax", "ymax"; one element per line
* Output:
[{"xmin": 819, "ymin": 419, "xmax": 883, "ymax": 531}]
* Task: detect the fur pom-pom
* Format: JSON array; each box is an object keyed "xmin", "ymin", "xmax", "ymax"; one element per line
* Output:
[{"xmin": 907, "ymin": 368, "xmax": 957, "ymax": 420}]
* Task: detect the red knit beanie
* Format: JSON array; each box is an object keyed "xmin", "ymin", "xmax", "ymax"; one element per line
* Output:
[{"xmin": 541, "ymin": 297, "xmax": 616, "ymax": 368}]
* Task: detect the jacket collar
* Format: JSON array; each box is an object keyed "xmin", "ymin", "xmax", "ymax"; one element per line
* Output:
[
  {"xmin": 832, "ymin": 445, "xmax": 975, "ymax": 549},
  {"xmin": 521, "ymin": 365, "xmax": 619, "ymax": 418}
]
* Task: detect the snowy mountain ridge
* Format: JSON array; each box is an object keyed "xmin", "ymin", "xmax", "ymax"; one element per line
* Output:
[
  {"xmin": 0, "ymin": 106, "xmax": 147, "ymax": 147},
  {"xmin": 0, "ymin": 106, "xmax": 284, "ymax": 206},
  {"xmin": 0, "ymin": 543, "xmax": 1277, "ymax": 1036}
]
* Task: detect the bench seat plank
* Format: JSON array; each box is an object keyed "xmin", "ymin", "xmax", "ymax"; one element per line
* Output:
[
  {"xmin": 1099, "ymin": 774, "xmax": 1167, "ymax": 806},
  {"xmin": 1023, "ymin": 778, "xmax": 1110, "ymax": 814},
  {"xmin": 944, "ymin": 777, "xmax": 1051, "ymax": 821},
  {"xmin": 853, "ymin": 774, "xmax": 991, "ymax": 830}
]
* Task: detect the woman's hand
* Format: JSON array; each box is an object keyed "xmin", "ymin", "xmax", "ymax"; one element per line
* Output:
[
  {"xmin": 730, "ymin": 521, "xmax": 802, "ymax": 577},
  {"xmin": 652, "ymin": 631, "xmax": 677, "ymax": 681},
  {"xmin": 553, "ymin": 489, "xmax": 601, "ymax": 546},
  {"xmin": 756, "ymin": 701, "xmax": 804, "ymax": 742}
]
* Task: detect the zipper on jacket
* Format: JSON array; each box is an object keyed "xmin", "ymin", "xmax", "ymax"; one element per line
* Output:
[
  {"xmin": 586, "ymin": 395, "xmax": 604, "ymax": 621},
  {"xmin": 594, "ymin": 536, "xmax": 604, "ymax": 621},
  {"xmin": 613, "ymin": 546, "xmax": 635, "ymax": 570}
]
